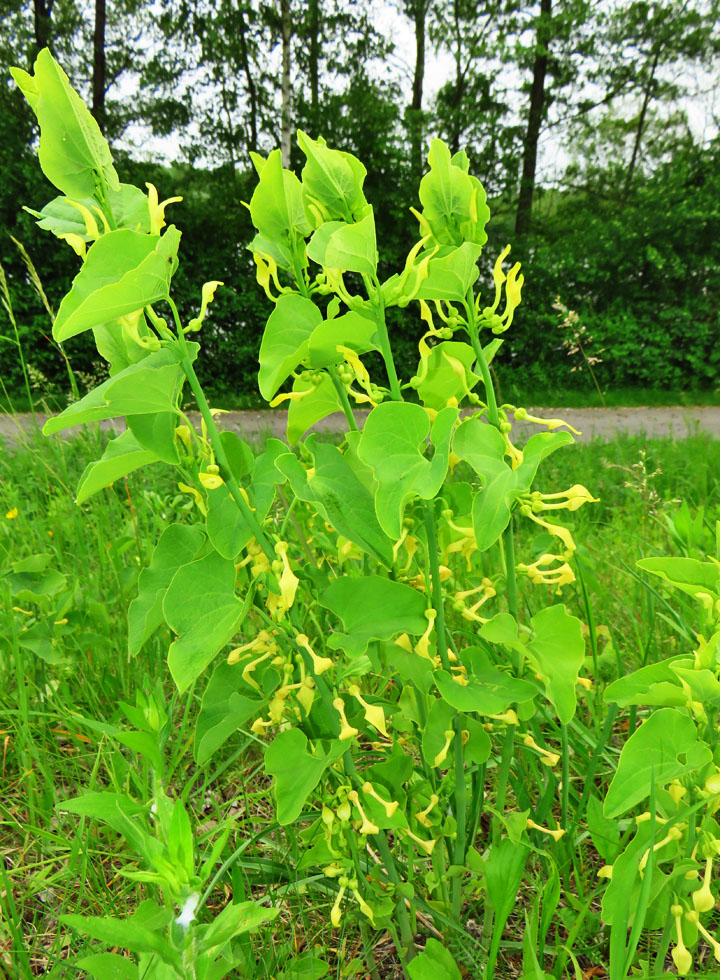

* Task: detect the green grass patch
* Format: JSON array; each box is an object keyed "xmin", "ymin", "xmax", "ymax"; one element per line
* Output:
[{"xmin": 1, "ymin": 426, "xmax": 718, "ymax": 976}]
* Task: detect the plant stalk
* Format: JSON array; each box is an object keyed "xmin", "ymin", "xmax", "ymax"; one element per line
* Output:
[
  {"xmin": 328, "ymin": 364, "xmax": 359, "ymax": 431},
  {"xmin": 465, "ymin": 289, "xmax": 519, "ymax": 619},
  {"xmin": 170, "ymin": 298, "xmax": 275, "ymax": 563}
]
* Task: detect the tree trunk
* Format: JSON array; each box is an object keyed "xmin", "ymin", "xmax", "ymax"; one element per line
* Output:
[
  {"xmin": 32, "ymin": 0, "xmax": 54, "ymax": 59},
  {"xmin": 237, "ymin": 4, "xmax": 258, "ymax": 157},
  {"xmin": 92, "ymin": 0, "xmax": 107, "ymax": 132},
  {"xmin": 515, "ymin": 0, "xmax": 552, "ymax": 236},
  {"xmin": 408, "ymin": 0, "xmax": 428, "ymax": 176},
  {"xmin": 450, "ymin": 0, "xmax": 463, "ymax": 154},
  {"xmin": 623, "ymin": 48, "xmax": 660, "ymax": 197},
  {"xmin": 279, "ymin": 0, "xmax": 292, "ymax": 167},
  {"xmin": 308, "ymin": 0, "xmax": 320, "ymax": 133}
]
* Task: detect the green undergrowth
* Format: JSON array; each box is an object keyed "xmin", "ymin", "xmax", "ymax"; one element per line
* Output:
[{"xmin": 1, "ymin": 425, "xmax": 718, "ymax": 977}]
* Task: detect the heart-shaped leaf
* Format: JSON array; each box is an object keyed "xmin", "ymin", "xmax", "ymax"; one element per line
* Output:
[
  {"xmin": 604, "ymin": 708, "xmax": 712, "ymax": 818},
  {"xmin": 164, "ymin": 551, "xmax": 251, "ymax": 692}
]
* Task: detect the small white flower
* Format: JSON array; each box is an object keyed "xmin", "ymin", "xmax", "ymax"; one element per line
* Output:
[{"xmin": 176, "ymin": 892, "xmax": 200, "ymax": 929}]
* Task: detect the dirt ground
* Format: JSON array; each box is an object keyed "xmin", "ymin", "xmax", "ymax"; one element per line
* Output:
[{"xmin": 2, "ymin": 405, "xmax": 719, "ymax": 445}]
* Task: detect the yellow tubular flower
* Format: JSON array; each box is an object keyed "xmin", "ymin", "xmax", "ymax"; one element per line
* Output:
[
  {"xmin": 337, "ymin": 345, "xmax": 372, "ymax": 392},
  {"xmin": 270, "ymin": 388, "xmax": 317, "ymax": 408},
  {"xmin": 531, "ymin": 485, "xmax": 598, "ymax": 512},
  {"xmin": 409, "ymin": 206, "xmax": 433, "ymax": 239},
  {"xmin": 146, "ymin": 182, "xmax": 183, "ymax": 235},
  {"xmin": 390, "ymin": 235, "xmax": 432, "ymax": 305},
  {"xmin": 351, "ymin": 885, "xmax": 375, "ymax": 925},
  {"xmin": 513, "ymin": 406, "xmax": 581, "ymax": 435},
  {"xmin": 444, "ymin": 513, "xmax": 474, "ymax": 537},
  {"xmin": 90, "ymin": 203, "xmax": 111, "ymax": 233},
  {"xmin": 415, "ymin": 608, "xmax": 438, "ymax": 661},
  {"xmin": 526, "ymin": 818, "xmax": 565, "ymax": 843},
  {"xmin": 242, "ymin": 650, "xmax": 275, "ymax": 690},
  {"xmin": 635, "ymin": 812, "xmax": 668, "ymax": 825},
  {"xmin": 65, "ymin": 199, "xmax": 101, "ymax": 240},
  {"xmin": 400, "ymin": 535, "xmax": 419, "ymax": 572},
  {"xmin": 705, "ymin": 772, "xmax": 720, "ymax": 795},
  {"xmin": 330, "ymin": 883, "xmax": 347, "ymax": 928},
  {"xmin": 671, "ymin": 905, "xmax": 693, "ymax": 976},
  {"xmin": 274, "ymin": 541, "xmax": 299, "ymax": 613},
  {"xmin": 5, "ymin": 507, "xmax": 18, "ymax": 520},
  {"xmin": 348, "ymin": 790, "xmax": 379, "ymax": 835},
  {"xmin": 489, "ymin": 245, "xmax": 512, "ymax": 312},
  {"xmin": 433, "ymin": 729, "xmax": 455, "ymax": 768},
  {"xmin": 693, "ymin": 856, "xmax": 715, "ymax": 913},
  {"xmin": 199, "ymin": 470, "xmax": 224, "ymax": 490},
  {"xmin": 523, "ymin": 734, "xmax": 560, "ymax": 767},
  {"xmin": 333, "ymin": 698, "xmax": 358, "ymax": 741},
  {"xmin": 403, "ymin": 827, "xmax": 436, "ymax": 855},
  {"xmin": 362, "ymin": 782, "xmax": 399, "ymax": 819},
  {"xmin": 120, "ymin": 308, "xmax": 159, "ymax": 350},
  {"xmin": 394, "ymin": 634, "xmax": 414, "ymax": 653},
  {"xmin": 415, "ymin": 794, "xmax": 439, "ymax": 828},
  {"xmin": 348, "ymin": 686, "xmax": 388, "ymax": 737},
  {"xmin": 519, "ymin": 554, "xmax": 576, "ymax": 592},
  {"xmin": 500, "ymin": 264, "xmax": 524, "ymax": 331},
  {"xmin": 597, "ymin": 865, "xmax": 613, "ymax": 879},
  {"xmin": 296, "ymin": 633, "xmax": 333, "ymax": 674},
  {"xmin": 324, "ymin": 268, "xmax": 359, "ymax": 310},
  {"xmin": 522, "ymin": 509, "xmax": 576, "ymax": 554},
  {"xmin": 58, "ymin": 232, "xmax": 86, "ymax": 256},
  {"xmin": 253, "ymin": 251, "xmax": 286, "ymax": 302},
  {"xmin": 694, "ymin": 914, "xmax": 720, "ymax": 963},
  {"xmin": 450, "ymin": 666, "xmax": 469, "ymax": 686},
  {"xmin": 297, "ymin": 677, "xmax": 315, "ymax": 717},
  {"xmin": 638, "ymin": 826, "xmax": 683, "ymax": 874},
  {"xmin": 174, "ymin": 425, "xmax": 193, "ymax": 454},
  {"xmin": 268, "ymin": 691, "xmax": 289, "ymax": 725},
  {"xmin": 502, "ymin": 430, "xmax": 524, "ymax": 469},
  {"xmin": 392, "ymin": 526, "xmax": 410, "ymax": 562},
  {"xmin": 187, "ymin": 280, "xmax": 224, "ymax": 332},
  {"xmin": 445, "ymin": 533, "xmax": 477, "ymax": 571},
  {"xmin": 177, "ymin": 482, "xmax": 207, "ymax": 516},
  {"xmin": 250, "ymin": 716, "xmax": 273, "ymax": 735},
  {"xmin": 487, "ymin": 709, "xmax": 519, "ymax": 725}
]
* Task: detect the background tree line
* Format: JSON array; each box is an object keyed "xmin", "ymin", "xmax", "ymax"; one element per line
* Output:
[{"xmin": 1, "ymin": 0, "xmax": 719, "ymax": 404}]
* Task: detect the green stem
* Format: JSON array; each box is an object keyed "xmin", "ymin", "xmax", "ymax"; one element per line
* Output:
[
  {"xmin": 95, "ymin": 171, "xmax": 117, "ymax": 230},
  {"xmin": 423, "ymin": 503, "xmax": 451, "ymax": 671},
  {"xmin": 169, "ymin": 298, "xmax": 275, "ymax": 563},
  {"xmin": 466, "ymin": 764, "xmax": 486, "ymax": 857},
  {"xmin": 373, "ymin": 286, "xmax": 402, "ymax": 401},
  {"xmin": 343, "ymin": 755, "xmax": 415, "ymax": 959},
  {"xmin": 452, "ymin": 715, "xmax": 467, "ymax": 919},
  {"xmin": 560, "ymin": 724, "xmax": 569, "ymax": 830},
  {"xmin": 361, "ymin": 921, "xmax": 382, "ymax": 980},
  {"xmin": 375, "ymin": 830, "xmax": 416, "ymax": 959},
  {"xmin": 503, "ymin": 521, "xmax": 519, "ymax": 620},
  {"xmin": 465, "ymin": 288, "xmax": 519, "ymax": 619},
  {"xmin": 328, "ymin": 365, "xmax": 359, "ymax": 431},
  {"xmin": 425, "ymin": 502, "xmax": 467, "ymax": 918},
  {"xmin": 492, "ymin": 726, "xmax": 516, "ymax": 845},
  {"xmin": 465, "ymin": 291, "xmax": 499, "ymax": 427}
]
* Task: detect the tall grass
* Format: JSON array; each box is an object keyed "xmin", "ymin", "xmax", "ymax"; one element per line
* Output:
[{"xmin": 1, "ymin": 424, "xmax": 718, "ymax": 976}]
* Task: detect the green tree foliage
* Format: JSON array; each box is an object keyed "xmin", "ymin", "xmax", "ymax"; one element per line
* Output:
[{"xmin": 1, "ymin": 0, "xmax": 719, "ymax": 402}]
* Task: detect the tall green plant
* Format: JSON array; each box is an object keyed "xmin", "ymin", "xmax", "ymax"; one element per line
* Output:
[{"xmin": 15, "ymin": 49, "xmax": 600, "ymax": 977}]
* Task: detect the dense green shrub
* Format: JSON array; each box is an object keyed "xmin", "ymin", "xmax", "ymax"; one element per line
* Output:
[{"xmin": 3, "ymin": 134, "xmax": 719, "ymax": 401}]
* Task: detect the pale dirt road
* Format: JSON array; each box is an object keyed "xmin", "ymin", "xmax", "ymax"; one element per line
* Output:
[{"xmin": 1, "ymin": 406, "xmax": 719, "ymax": 445}]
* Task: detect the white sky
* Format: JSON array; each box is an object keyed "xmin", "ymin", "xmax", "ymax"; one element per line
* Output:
[{"xmin": 115, "ymin": 0, "xmax": 719, "ymax": 184}]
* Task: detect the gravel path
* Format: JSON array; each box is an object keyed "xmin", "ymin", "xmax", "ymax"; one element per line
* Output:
[{"xmin": 1, "ymin": 405, "xmax": 719, "ymax": 444}]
